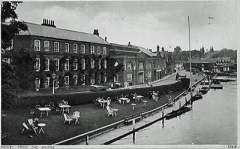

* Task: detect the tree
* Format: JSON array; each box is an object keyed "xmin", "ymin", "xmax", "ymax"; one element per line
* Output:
[
  {"xmin": 12, "ymin": 48, "xmax": 34, "ymax": 90},
  {"xmin": 173, "ymin": 46, "xmax": 182, "ymax": 53},
  {"xmin": 1, "ymin": 2, "xmax": 27, "ymax": 50},
  {"xmin": 1, "ymin": 1, "xmax": 28, "ymax": 108},
  {"xmin": 200, "ymin": 46, "xmax": 205, "ymax": 58},
  {"xmin": 106, "ymin": 57, "xmax": 123, "ymax": 82}
]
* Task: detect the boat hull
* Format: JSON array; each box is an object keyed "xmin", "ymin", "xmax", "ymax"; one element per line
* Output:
[{"xmin": 165, "ymin": 106, "xmax": 192, "ymax": 120}]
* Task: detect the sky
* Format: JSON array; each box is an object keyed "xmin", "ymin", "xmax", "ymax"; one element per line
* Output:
[{"xmin": 15, "ymin": 1, "xmax": 238, "ymax": 52}]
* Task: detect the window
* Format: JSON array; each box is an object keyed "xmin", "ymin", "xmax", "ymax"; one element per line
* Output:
[
  {"xmin": 146, "ymin": 63, "xmax": 151, "ymax": 69},
  {"xmin": 114, "ymin": 74, "xmax": 119, "ymax": 82},
  {"xmin": 82, "ymin": 58, "xmax": 85, "ymax": 70},
  {"xmin": 64, "ymin": 76, "xmax": 69, "ymax": 86},
  {"xmin": 73, "ymin": 44, "xmax": 78, "ymax": 53},
  {"xmin": 104, "ymin": 59, "xmax": 107, "ymax": 69},
  {"xmin": 44, "ymin": 41, "xmax": 50, "ymax": 51},
  {"xmin": 53, "ymin": 58, "xmax": 59, "ymax": 71},
  {"xmin": 82, "ymin": 74, "xmax": 86, "ymax": 85},
  {"xmin": 91, "ymin": 59, "xmax": 95, "ymax": 69},
  {"xmin": 44, "ymin": 77, "xmax": 50, "ymax": 88},
  {"xmin": 73, "ymin": 59, "xmax": 78, "ymax": 70},
  {"xmin": 35, "ymin": 58, "xmax": 40, "ymax": 71},
  {"xmin": 104, "ymin": 73, "xmax": 107, "ymax": 83},
  {"xmin": 45, "ymin": 58, "xmax": 50, "ymax": 71},
  {"xmin": 98, "ymin": 59, "xmax": 101, "ymax": 69},
  {"xmin": 34, "ymin": 40, "xmax": 40, "ymax": 51},
  {"xmin": 91, "ymin": 78, "xmax": 95, "ymax": 85},
  {"xmin": 73, "ymin": 75, "xmax": 78, "ymax": 86},
  {"xmin": 127, "ymin": 74, "xmax": 132, "ymax": 81},
  {"xmin": 147, "ymin": 71, "xmax": 151, "ymax": 79},
  {"xmin": 103, "ymin": 47, "xmax": 107, "ymax": 55},
  {"xmin": 65, "ymin": 43, "xmax": 69, "ymax": 53},
  {"xmin": 55, "ymin": 80, "xmax": 59, "ymax": 89},
  {"xmin": 127, "ymin": 63, "xmax": 132, "ymax": 70},
  {"xmin": 35, "ymin": 78, "xmax": 40, "ymax": 91},
  {"xmin": 97, "ymin": 46, "xmax": 101, "ymax": 55},
  {"xmin": 139, "ymin": 62, "xmax": 144, "ymax": 70},
  {"xmin": 65, "ymin": 59, "xmax": 69, "ymax": 71},
  {"xmin": 54, "ymin": 42, "xmax": 59, "ymax": 52},
  {"xmin": 80, "ymin": 44, "xmax": 85, "ymax": 54},
  {"xmin": 90, "ymin": 45, "xmax": 95, "ymax": 54}
]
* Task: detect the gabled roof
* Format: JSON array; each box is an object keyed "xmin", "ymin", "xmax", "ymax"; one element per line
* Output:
[{"xmin": 18, "ymin": 22, "xmax": 109, "ymax": 45}]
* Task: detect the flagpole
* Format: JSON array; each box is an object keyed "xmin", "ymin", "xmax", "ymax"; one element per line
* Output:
[{"xmin": 188, "ymin": 16, "xmax": 192, "ymax": 100}]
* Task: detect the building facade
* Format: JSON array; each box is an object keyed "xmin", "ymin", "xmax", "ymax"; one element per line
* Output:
[
  {"xmin": 110, "ymin": 43, "xmax": 168, "ymax": 87},
  {"xmin": 12, "ymin": 20, "xmax": 110, "ymax": 91}
]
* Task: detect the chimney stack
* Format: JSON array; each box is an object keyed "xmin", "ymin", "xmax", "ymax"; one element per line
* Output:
[
  {"xmin": 161, "ymin": 47, "xmax": 165, "ymax": 52},
  {"xmin": 41, "ymin": 18, "xmax": 56, "ymax": 27},
  {"xmin": 157, "ymin": 45, "xmax": 160, "ymax": 52},
  {"xmin": 93, "ymin": 29, "xmax": 99, "ymax": 36},
  {"xmin": 105, "ymin": 36, "xmax": 107, "ymax": 41},
  {"xmin": 128, "ymin": 42, "xmax": 131, "ymax": 46}
]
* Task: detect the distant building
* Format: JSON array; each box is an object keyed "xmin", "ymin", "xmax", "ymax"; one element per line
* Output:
[
  {"xmin": 110, "ymin": 43, "xmax": 169, "ymax": 87},
  {"xmin": 184, "ymin": 57, "xmax": 233, "ymax": 73},
  {"xmin": 12, "ymin": 19, "xmax": 110, "ymax": 91}
]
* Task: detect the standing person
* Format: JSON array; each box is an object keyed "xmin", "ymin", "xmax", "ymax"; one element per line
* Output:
[{"xmin": 176, "ymin": 73, "xmax": 179, "ymax": 80}]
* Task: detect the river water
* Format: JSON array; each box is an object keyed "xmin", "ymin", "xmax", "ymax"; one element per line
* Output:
[
  {"xmin": 112, "ymin": 81, "xmax": 237, "ymax": 145},
  {"xmin": 77, "ymin": 81, "xmax": 237, "ymax": 145}
]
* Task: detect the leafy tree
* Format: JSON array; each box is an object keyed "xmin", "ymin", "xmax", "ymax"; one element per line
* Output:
[
  {"xmin": 107, "ymin": 57, "xmax": 124, "ymax": 82},
  {"xmin": 173, "ymin": 46, "xmax": 182, "ymax": 54},
  {"xmin": 1, "ymin": 1, "xmax": 28, "ymax": 108},
  {"xmin": 1, "ymin": 1, "xmax": 27, "ymax": 50},
  {"xmin": 12, "ymin": 48, "xmax": 34, "ymax": 90}
]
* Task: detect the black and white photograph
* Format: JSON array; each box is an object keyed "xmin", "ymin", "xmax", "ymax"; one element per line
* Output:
[{"xmin": 1, "ymin": 0, "xmax": 238, "ymax": 147}]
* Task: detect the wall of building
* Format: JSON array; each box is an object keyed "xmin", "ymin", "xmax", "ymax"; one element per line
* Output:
[{"xmin": 13, "ymin": 35, "xmax": 110, "ymax": 91}]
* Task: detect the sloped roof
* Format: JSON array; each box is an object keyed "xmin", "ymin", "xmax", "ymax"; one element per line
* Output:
[
  {"xmin": 18, "ymin": 22, "xmax": 109, "ymax": 45},
  {"xmin": 110, "ymin": 43, "xmax": 156, "ymax": 57},
  {"xmin": 136, "ymin": 46, "xmax": 157, "ymax": 57}
]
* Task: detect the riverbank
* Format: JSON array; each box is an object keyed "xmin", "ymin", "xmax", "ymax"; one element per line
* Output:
[{"xmin": 1, "ymin": 71, "xmax": 204, "ymax": 145}]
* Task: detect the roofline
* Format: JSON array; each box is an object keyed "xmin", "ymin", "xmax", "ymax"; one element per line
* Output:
[
  {"xmin": 17, "ymin": 34, "xmax": 110, "ymax": 46},
  {"xmin": 22, "ymin": 21, "xmax": 110, "ymax": 45}
]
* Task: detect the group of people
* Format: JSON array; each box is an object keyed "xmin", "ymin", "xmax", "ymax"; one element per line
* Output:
[{"xmin": 21, "ymin": 117, "xmax": 39, "ymax": 137}]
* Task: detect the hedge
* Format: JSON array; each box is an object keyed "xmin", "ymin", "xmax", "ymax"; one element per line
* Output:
[{"xmin": 11, "ymin": 79, "xmax": 189, "ymax": 108}]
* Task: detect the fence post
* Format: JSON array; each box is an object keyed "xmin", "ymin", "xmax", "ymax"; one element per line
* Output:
[
  {"xmin": 86, "ymin": 135, "xmax": 89, "ymax": 145},
  {"xmin": 162, "ymin": 110, "xmax": 165, "ymax": 128},
  {"xmin": 132, "ymin": 119, "xmax": 136, "ymax": 144}
]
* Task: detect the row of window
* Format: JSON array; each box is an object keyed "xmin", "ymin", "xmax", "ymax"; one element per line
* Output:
[
  {"xmin": 126, "ymin": 62, "xmax": 145, "ymax": 70},
  {"xmin": 34, "ymin": 58, "xmax": 107, "ymax": 71},
  {"xmin": 126, "ymin": 71, "xmax": 152, "ymax": 82},
  {"xmin": 35, "ymin": 74, "xmax": 107, "ymax": 89},
  {"xmin": 34, "ymin": 40, "xmax": 107, "ymax": 55}
]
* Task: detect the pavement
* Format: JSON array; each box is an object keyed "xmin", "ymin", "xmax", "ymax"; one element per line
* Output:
[{"xmin": 112, "ymin": 70, "xmax": 192, "ymax": 90}]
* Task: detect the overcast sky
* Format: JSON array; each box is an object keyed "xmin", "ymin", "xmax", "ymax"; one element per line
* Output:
[{"xmin": 15, "ymin": 1, "xmax": 238, "ymax": 51}]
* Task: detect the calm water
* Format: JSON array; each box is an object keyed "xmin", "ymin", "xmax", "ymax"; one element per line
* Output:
[{"xmin": 112, "ymin": 81, "xmax": 237, "ymax": 145}]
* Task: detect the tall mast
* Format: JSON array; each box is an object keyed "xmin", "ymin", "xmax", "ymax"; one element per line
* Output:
[{"xmin": 188, "ymin": 16, "xmax": 192, "ymax": 98}]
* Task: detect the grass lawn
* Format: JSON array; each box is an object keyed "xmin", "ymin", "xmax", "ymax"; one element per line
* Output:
[{"xmin": 2, "ymin": 90, "xmax": 183, "ymax": 145}]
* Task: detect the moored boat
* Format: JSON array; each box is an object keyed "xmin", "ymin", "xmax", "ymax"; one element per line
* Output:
[
  {"xmin": 165, "ymin": 105, "xmax": 192, "ymax": 120},
  {"xmin": 191, "ymin": 93, "xmax": 203, "ymax": 102},
  {"xmin": 199, "ymin": 86, "xmax": 209, "ymax": 94}
]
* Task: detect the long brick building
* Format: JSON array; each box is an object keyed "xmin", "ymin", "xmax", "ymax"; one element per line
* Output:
[
  {"xmin": 12, "ymin": 20, "xmax": 110, "ymax": 91},
  {"xmin": 110, "ymin": 43, "xmax": 171, "ymax": 87}
]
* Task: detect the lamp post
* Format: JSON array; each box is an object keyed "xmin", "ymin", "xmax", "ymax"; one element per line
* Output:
[{"xmin": 52, "ymin": 72, "xmax": 56, "ymax": 94}]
